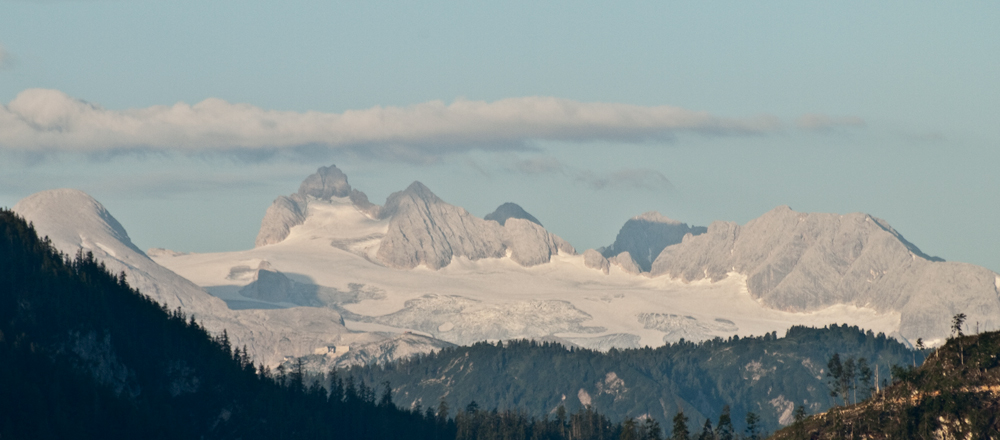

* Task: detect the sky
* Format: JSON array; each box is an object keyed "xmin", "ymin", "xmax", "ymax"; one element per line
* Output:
[{"xmin": 1, "ymin": 1, "xmax": 998, "ymax": 273}]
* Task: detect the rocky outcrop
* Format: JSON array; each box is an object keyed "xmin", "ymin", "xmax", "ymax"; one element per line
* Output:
[
  {"xmin": 376, "ymin": 182, "xmax": 574, "ymax": 269},
  {"xmin": 610, "ymin": 251, "xmax": 642, "ymax": 275},
  {"xmin": 377, "ymin": 182, "xmax": 507, "ymax": 269},
  {"xmin": 650, "ymin": 206, "xmax": 1000, "ymax": 341},
  {"xmin": 485, "ymin": 202, "xmax": 542, "ymax": 227},
  {"xmin": 255, "ymin": 165, "xmax": 382, "ymax": 246},
  {"xmin": 584, "ymin": 249, "xmax": 610, "ymax": 274},
  {"xmin": 255, "ymin": 194, "xmax": 307, "ymax": 247},
  {"xmin": 503, "ymin": 218, "xmax": 576, "ymax": 267},
  {"xmin": 602, "ymin": 211, "xmax": 706, "ymax": 272},
  {"xmin": 297, "ymin": 164, "xmax": 352, "ymax": 199}
]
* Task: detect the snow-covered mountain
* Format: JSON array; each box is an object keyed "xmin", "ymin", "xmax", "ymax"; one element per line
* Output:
[
  {"xmin": 650, "ymin": 206, "xmax": 1000, "ymax": 344},
  {"xmin": 13, "ymin": 189, "xmax": 451, "ymax": 367},
  {"xmin": 17, "ymin": 165, "xmax": 1000, "ymax": 368},
  {"xmin": 150, "ymin": 165, "xmax": 971, "ymax": 351},
  {"xmin": 599, "ymin": 211, "xmax": 707, "ymax": 273}
]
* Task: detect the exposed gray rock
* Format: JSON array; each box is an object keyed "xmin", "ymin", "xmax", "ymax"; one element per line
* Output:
[
  {"xmin": 360, "ymin": 294, "xmax": 605, "ymax": 345},
  {"xmin": 503, "ymin": 218, "xmax": 575, "ymax": 267},
  {"xmin": 637, "ymin": 313, "xmax": 738, "ymax": 344},
  {"xmin": 602, "ymin": 211, "xmax": 706, "ymax": 272},
  {"xmin": 610, "ymin": 251, "xmax": 642, "ymax": 275},
  {"xmin": 583, "ymin": 249, "xmax": 610, "ymax": 274},
  {"xmin": 256, "ymin": 164, "xmax": 385, "ymax": 246},
  {"xmin": 650, "ymin": 206, "xmax": 1000, "ymax": 342},
  {"xmin": 485, "ymin": 202, "xmax": 542, "ymax": 227},
  {"xmin": 297, "ymin": 164, "xmax": 352, "ymax": 199},
  {"xmin": 239, "ymin": 269, "xmax": 301, "ymax": 304},
  {"xmin": 255, "ymin": 194, "xmax": 307, "ymax": 247},
  {"xmin": 376, "ymin": 182, "xmax": 574, "ymax": 269},
  {"xmin": 349, "ymin": 188, "xmax": 382, "ymax": 219},
  {"xmin": 377, "ymin": 182, "xmax": 508, "ymax": 269}
]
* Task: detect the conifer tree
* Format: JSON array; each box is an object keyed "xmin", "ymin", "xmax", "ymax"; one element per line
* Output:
[
  {"xmin": 715, "ymin": 405, "xmax": 733, "ymax": 440},
  {"xmin": 697, "ymin": 418, "xmax": 715, "ymax": 440},
  {"xmin": 671, "ymin": 411, "xmax": 690, "ymax": 440},
  {"xmin": 744, "ymin": 412, "xmax": 761, "ymax": 440},
  {"xmin": 642, "ymin": 417, "xmax": 663, "ymax": 440}
]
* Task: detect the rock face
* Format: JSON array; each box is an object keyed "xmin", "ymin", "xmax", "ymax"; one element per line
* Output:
[
  {"xmin": 583, "ymin": 249, "xmax": 610, "ymax": 274},
  {"xmin": 485, "ymin": 202, "xmax": 543, "ymax": 227},
  {"xmin": 376, "ymin": 182, "xmax": 574, "ymax": 269},
  {"xmin": 650, "ymin": 206, "xmax": 1000, "ymax": 341},
  {"xmin": 377, "ymin": 182, "xmax": 507, "ymax": 269},
  {"xmin": 255, "ymin": 194, "xmax": 308, "ymax": 247},
  {"xmin": 610, "ymin": 251, "xmax": 642, "ymax": 275},
  {"xmin": 255, "ymin": 165, "xmax": 381, "ymax": 247},
  {"xmin": 602, "ymin": 211, "xmax": 707, "ymax": 272},
  {"xmin": 504, "ymin": 218, "xmax": 575, "ymax": 267},
  {"xmin": 297, "ymin": 165, "xmax": 352, "ymax": 199}
]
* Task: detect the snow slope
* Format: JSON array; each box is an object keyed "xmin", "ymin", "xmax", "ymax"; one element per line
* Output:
[
  {"xmin": 13, "ymin": 189, "xmax": 449, "ymax": 367},
  {"xmin": 154, "ymin": 193, "xmax": 905, "ymax": 350}
]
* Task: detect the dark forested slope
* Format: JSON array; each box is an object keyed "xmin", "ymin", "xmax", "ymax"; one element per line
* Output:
[
  {"xmin": 771, "ymin": 329, "xmax": 1000, "ymax": 439},
  {"xmin": 0, "ymin": 209, "xmax": 452, "ymax": 440},
  {"xmin": 344, "ymin": 325, "xmax": 921, "ymax": 434}
]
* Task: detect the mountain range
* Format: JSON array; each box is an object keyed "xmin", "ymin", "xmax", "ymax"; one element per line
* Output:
[{"xmin": 12, "ymin": 164, "xmax": 1000, "ymax": 369}]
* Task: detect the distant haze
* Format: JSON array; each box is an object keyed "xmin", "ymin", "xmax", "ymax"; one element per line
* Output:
[{"xmin": 0, "ymin": 2, "xmax": 997, "ymax": 273}]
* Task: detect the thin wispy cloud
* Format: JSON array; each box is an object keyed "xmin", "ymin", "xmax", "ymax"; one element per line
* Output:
[
  {"xmin": 575, "ymin": 168, "xmax": 674, "ymax": 192},
  {"xmin": 504, "ymin": 155, "xmax": 672, "ymax": 193},
  {"xmin": 0, "ymin": 43, "xmax": 13, "ymax": 70},
  {"xmin": 796, "ymin": 113, "xmax": 866, "ymax": 131},
  {"xmin": 507, "ymin": 156, "xmax": 565, "ymax": 175},
  {"xmin": 0, "ymin": 89, "xmax": 780, "ymax": 161}
]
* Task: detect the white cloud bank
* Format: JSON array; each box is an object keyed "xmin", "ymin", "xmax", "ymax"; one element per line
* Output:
[{"xmin": 0, "ymin": 89, "xmax": 779, "ymax": 159}]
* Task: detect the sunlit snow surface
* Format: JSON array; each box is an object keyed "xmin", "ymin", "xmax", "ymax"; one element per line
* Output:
[{"xmin": 154, "ymin": 197, "xmax": 902, "ymax": 350}]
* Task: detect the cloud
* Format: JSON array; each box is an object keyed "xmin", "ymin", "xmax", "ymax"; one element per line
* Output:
[
  {"xmin": 507, "ymin": 156, "xmax": 566, "ymax": 174},
  {"xmin": 0, "ymin": 89, "xmax": 781, "ymax": 161},
  {"xmin": 575, "ymin": 168, "xmax": 674, "ymax": 192},
  {"xmin": 796, "ymin": 113, "xmax": 866, "ymax": 131}
]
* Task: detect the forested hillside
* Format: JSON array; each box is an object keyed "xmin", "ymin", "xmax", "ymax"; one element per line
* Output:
[
  {"xmin": 343, "ymin": 324, "xmax": 921, "ymax": 434},
  {"xmin": 0, "ymin": 209, "xmax": 453, "ymax": 439},
  {"xmin": 771, "ymin": 328, "xmax": 1000, "ymax": 439}
]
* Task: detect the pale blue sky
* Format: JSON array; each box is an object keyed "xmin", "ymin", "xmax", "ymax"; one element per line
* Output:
[{"xmin": 1, "ymin": 1, "xmax": 998, "ymax": 272}]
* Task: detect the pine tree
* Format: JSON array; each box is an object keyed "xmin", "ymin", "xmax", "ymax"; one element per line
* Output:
[
  {"xmin": 642, "ymin": 417, "xmax": 663, "ymax": 440},
  {"xmin": 744, "ymin": 412, "xmax": 761, "ymax": 440},
  {"xmin": 715, "ymin": 405, "xmax": 733, "ymax": 440},
  {"xmin": 792, "ymin": 406, "xmax": 807, "ymax": 438},
  {"xmin": 697, "ymin": 418, "xmax": 715, "ymax": 440},
  {"xmin": 671, "ymin": 411, "xmax": 690, "ymax": 440}
]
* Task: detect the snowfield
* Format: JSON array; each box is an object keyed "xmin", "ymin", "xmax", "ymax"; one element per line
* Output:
[{"xmin": 153, "ymin": 195, "xmax": 904, "ymax": 350}]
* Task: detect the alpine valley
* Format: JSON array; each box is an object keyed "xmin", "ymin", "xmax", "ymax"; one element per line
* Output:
[{"xmin": 13, "ymin": 164, "xmax": 1000, "ymax": 372}]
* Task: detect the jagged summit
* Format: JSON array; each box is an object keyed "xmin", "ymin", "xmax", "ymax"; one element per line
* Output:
[
  {"xmin": 651, "ymin": 206, "xmax": 999, "ymax": 341},
  {"xmin": 631, "ymin": 211, "xmax": 682, "ymax": 224},
  {"xmin": 297, "ymin": 164, "xmax": 352, "ymax": 199},
  {"xmin": 380, "ymin": 181, "xmax": 442, "ymax": 218},
  {"xmin": 600, "ymin": 211, "xmax": 707, "ymax": 273},
  {"xmin": 484, "ymin": 202, "xmax": 542, "ymax": 227},
  {"xmin": 256, "ymin": 164, "xmax": 382, "ymax": 247}
]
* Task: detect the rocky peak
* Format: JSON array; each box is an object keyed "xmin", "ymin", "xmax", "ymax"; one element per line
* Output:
[
  {"xmin": 297, "ymin": 165, "xmax": 352, "ymax": 200},
  {"xmin": 602, "ymin": 211, "xmax": 707, "ymax": 273},
  {"xmin": 484, "ymin": 202, "xmax": 542, "ymax": 227}
]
